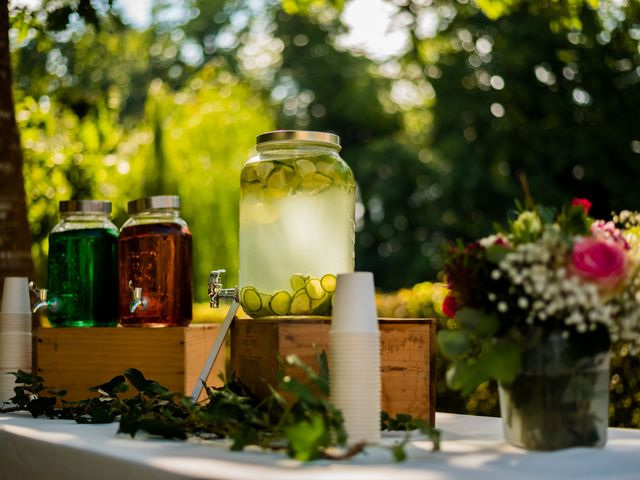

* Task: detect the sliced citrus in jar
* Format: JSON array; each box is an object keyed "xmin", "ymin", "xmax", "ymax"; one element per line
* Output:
[
  {"xmin": 320, "ymin": 274, "xmax": 337, "ymax": 293},
  {"xmin": 241, "ymin": 287, "xmax": 262, "ymax": 313},
  {"xmin": 255, "ymin": 161, "xmax": 275, "ymax": 182},
  {"xmin": 296, "ymin": 159, "xmax": 316, "ymax": 177},
  {"xmin": 269, "ymin": 291, "xmax": 292, "ymax": 316},
  {"xmin": 305, "ymin": 278, "xmax": 325, "ymax": 300},
  {"xmin": 300, "ymin": 172, "xmax": 333, "ymax": 194},
  {"xmin": 290, "ymin": 290, "xmax": 312, "ymax": 315},
  {"xmin": 290, "ymin": 273, "xmax": 308, "ymax": 292}
]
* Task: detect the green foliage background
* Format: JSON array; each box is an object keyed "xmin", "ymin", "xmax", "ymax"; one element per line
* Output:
[{"xmin": 9, "ymin": 0, "xmax": 640, "ymax": 426}]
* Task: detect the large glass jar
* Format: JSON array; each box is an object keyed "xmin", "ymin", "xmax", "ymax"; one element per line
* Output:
[
  {"xmin": 47, "ymin": 200, "xmax": 118, "ymax": 327},
  {"xmin": 239, "ymin": 130, "xmax": 355, "ymax": 317},
  {"xmin": 118, "ymin": 195, "xmax": 193, "ymax": 327}
]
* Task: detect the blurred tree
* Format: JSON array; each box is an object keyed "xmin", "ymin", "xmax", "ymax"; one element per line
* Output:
[
  {"xmin": 0, "ymin": 0, "xmax": 33, "ymax": 296},
  {"xmin": 393, "ymin": 0, "xmax": 640, "ymax": 254}
]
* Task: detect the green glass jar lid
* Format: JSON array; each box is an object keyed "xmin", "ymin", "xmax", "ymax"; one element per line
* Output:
[
  {"xmin": 256, "ymin": 130, "xmax": 340, "ymax": 149},
  {"xmin": 59, "ymin": 200, "xmax": 112, "ymax": 214},
  {"xmin": 127, "ymin": 195, "xmax": 180, "ymax": 214}
]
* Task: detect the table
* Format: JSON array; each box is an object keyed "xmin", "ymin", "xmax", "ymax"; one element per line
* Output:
[{"xmin": 1, "ymin": 412, "xmax": 639, "ymax": 480}]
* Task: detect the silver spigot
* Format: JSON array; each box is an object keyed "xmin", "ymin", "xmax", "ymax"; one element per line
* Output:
[
  {"xmin": 29, "ymin": 281, "xmax": 60, "ymax": 313},
  {"xmin": 129, "ymin": 280, "xmax": 148, "ymax": 313},
  {"xmin": 30, "ymin": 281, "xmax": 49, "ymax": 313},
  {"xmin": 208, "ymin": 269, "xmax": 238, "ymax": 308}
]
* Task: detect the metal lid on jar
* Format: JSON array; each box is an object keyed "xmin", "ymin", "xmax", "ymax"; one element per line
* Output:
[
  {"xmin": 59, "ymin": 200, "xmax": 112, "ymax": 214},
  {"xmin": 256, "ymin": 130, "xmax": 340, "ymax": 149},
  {"xmin": 127, "ymin": 195, "xmax": 180, "ymax": 214}
]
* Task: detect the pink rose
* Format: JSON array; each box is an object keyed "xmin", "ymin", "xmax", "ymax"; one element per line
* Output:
[
  {"xmin": 571, "ymin": 198, "xmax": 592, "ymax": 216},
  {"xmin": 442, "ymin": 294, "xmax": 458, "ymax": 318},
  {"xmin": 571, "ymin": 238, "xmax": 628, "ymax": 291}
]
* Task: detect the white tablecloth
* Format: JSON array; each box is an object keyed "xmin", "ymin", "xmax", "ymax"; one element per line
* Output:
[{"xmin": 1, "ymin": 412, "xmax": 639, "ymax": 480}]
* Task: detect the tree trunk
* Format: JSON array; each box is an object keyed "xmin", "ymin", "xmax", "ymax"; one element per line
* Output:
[{"xmin": 0, "ymin": 0, "xmax": 34, "ymax": 299}]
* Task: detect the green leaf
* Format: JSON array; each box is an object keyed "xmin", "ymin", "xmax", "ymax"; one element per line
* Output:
[
  {"xmin": 445, "ymin": 360, "xmax": 490, "ymax": 396},
  {"xmin": 481, "ymin": 341, "xmax": 521, "ymax": 384},
  {"xmin": 9, "ymin": 370, "xmax": 43, "ymax": 385},
  {"xmin": 124, "ymin": 368, "xmax": 147, "ymax": 392},
  {"xmin": 391, "ymin": 440, "xmax": 407, "ymax": 462},
  {"xmin": 89, "ymin": 375, "xmax": 128, "ymax": 396},
  {"xmin": 285, "ymin": 413, "xmax": 327, "ymax": 461},
  {"xmin": 456, "ymin": 308, "xmax": 498, "ymax": 337},
  {"xmin": 437, "ymin": 330, "xmax": 471, "ymax": 360},
  {"xmin": 136, "ymin": 417, "xmax": 188, "ymax": 440}
]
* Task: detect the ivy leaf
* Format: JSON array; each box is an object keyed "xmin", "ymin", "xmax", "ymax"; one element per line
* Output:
[
  {"xmin": 124, "ymin": 368, "xmax": 168, "ymax": 396},
  {"xmin": 136, "ymin": 417, "xmax": 188, "ymax": 440},
  {"xmin": 285, "ymin": 413, "xmax": 327, "ymax": 461},
  {"xmin": 9, "ymin": 370, "xmax": 43, "ymax": 385},
  {"xmin": 123, "ymin": 368, "xmax": 147, "ymax": 391},
  {"xmin": 89, "ymin": 375, "xmax": 128, "ymax": 396},
  {"xmin": 437, "ymin": 330, "xmax": 471, "ymax": 360},
  {"xmin": 316, "ymin": 349, "xmax": 330, "ymax": 387}
]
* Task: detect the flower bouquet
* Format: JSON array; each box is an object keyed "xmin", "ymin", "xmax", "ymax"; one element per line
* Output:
[{"xmin": 437, "ymin": 198, "xmax": 640, "ymax": 450}]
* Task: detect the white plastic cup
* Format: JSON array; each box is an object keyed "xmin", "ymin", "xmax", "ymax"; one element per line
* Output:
[
  {"xmin": 1, "ymin": 277, "xmax": 31, "ymax": 315},
  {"xmin": 331, "ymin": 272, "xmax": 378, "ymax": 333},
  {"xmin": 0, "ymin": 313, "xmax": 32, "ymax": 333}
]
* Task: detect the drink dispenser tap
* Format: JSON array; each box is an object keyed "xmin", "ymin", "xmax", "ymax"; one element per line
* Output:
[
  {"xmin": 192, "ymin": 269, "xmax": 239, "ymax": 403},
  {"xmin": 128, "ymin": 280, "xmax": 148, "ymax": 313},
  {"xmin": 29, "ymin": 281, "xmax": 61, "ymax": 314},
  {"xmin": 208, "ymin": 269, "xmax": 239, "ymax": 308}
]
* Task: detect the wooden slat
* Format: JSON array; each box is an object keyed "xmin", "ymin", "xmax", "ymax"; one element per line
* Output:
[
  {"xmin": 36, "ymin": 325, "xmax": 223, "ymax": 401},
  {"xmin": 230, "ymin": 317, "xmax": 436, "ymax": 422}
]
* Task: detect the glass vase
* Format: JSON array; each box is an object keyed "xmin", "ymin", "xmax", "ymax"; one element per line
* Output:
[{"xmin": 498, "ymin": 332, "xmax": 610, "ymax": 450}]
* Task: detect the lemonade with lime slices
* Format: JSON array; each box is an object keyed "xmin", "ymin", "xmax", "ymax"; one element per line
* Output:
[{"xmin": 239, "ymin": 131, "xmax": 355, "ymax": 317}]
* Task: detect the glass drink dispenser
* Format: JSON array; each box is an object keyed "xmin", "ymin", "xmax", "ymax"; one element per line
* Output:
[
  {"xmin": 118, "ymin": 195, "xmax": 193, "ymax": 327},
  {"xmin": 35, "ymin": 200, "xmax": 118, "ymax": 327},
  {"xmin": 237, "ymin": 130, "xmax": 355, "ymax": 317}
]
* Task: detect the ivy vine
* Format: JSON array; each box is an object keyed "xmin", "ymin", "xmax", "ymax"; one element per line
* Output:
[{"xmin": 0, "ymin": 353, "xmax": 440, "ymax": 462}]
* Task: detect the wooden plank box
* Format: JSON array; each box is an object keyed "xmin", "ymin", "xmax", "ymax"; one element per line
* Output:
[
  {"xmin": 35, "ymin": 325, "xmax": 225, "ymax": 401},
  {"xmin": 230, "ymin": 317, "xmax": 436, "ymax": 424}
]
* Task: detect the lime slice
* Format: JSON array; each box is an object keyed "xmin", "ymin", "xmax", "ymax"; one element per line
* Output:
[
  {"xmin": 269, "ymin": 291, "xmax": 292, "ymax": 316},
  {"xmin": 305, "ymin": 278, "xmax": 324, "ymax": 300},
  {"xmin": 296, "ymin": 159, "xmax": 316, "ymax": 177},
  {"xmin": 255, "ymin": 161, "xmax": 274, "ymax": 182},
  {"xmin": 242, "ymin": 181, "xmax": 263, "ymax": 194},
  {"xmin": 290, "ymin": 290, "xmax": 312, "ymax": 315},
  {"xmin": 241, "ymin": 287, "xmax": 262, "ymax": 313},
  {"xmin": 290, "ymin": 273, "xmax": 308, "ymax": 291},
  {"xmin": 241, "ymin": 164, "xmax": 260, "ymax": 182},
  {"xmin": 264, "ymin": 168, "xmax": 290, "ymax": 198},
  {"xmin": 301, "ymin": 172, "xmax": 332, "ymax": 194},
  {"xmin": 267, "ymin": 168, "xmax": 289, "ymax": 189},
  {"xmin": 320, "ymin": 274, "xmax": 337, "ymax": 293}
]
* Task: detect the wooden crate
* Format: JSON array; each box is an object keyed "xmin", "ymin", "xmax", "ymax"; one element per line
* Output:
[
  {"xmin": 230, "ymin": 317, "xmax": 436, "ymax": 423},
  {"xmin": 35, "ymin": 325, "xmax": 224, "ymax": 401}
]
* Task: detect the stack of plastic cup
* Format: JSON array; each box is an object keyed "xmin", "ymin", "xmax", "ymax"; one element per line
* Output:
[
  {"xmin": 329, "ymin": 272, "xmax": 381, "ymax": 445},
  {"xmin": 0, "ymin": 277, "xmax": 33, "ymax": 404}
]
